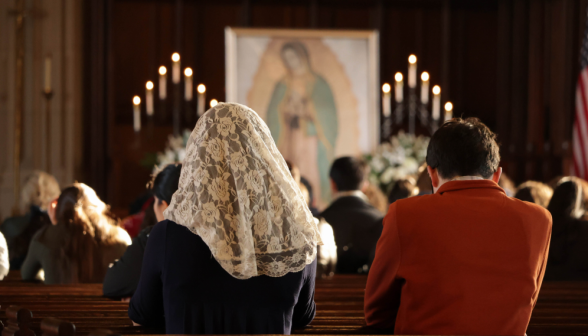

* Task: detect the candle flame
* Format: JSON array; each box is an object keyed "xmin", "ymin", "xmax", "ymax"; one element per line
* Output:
[
  {"xmin": 146, "ymin": 81, "xmax": 154, "ymax": 90},
  {"xmin": 432, "ymin": 85, "xmax": 441, "ymax": 95},
  {"xmin": 184, "ymin": 68, "xmax": 193, "ymax": 77},
  {"xmin": 382, "ymin": 83, "xmax": 391, "ymax": 93},
  {"xmin": 210, "ymin": 99, "xmax": 218, "ymax": 108},
  {"xmin": 198, "ymin": 84, "xmax": 206, "ymax": 93},
  {"xmin": 159, "ymin": 66, "xmax": 167, "ymax": 75},
  {"xmin": 445, "ymin": 102, "xmax": 453, "ymax": 111},
  {"xmin": 395, "ymin": 73, "xmax": 403, "ymax": 82},
  {"xmin": 421, "ymin": 72, "xmax": 430, "ymax": 81},
  {"xmin": 172, "ymin": 53, "xmax": 180, "ymax": 62},
  {"xmin": 133, "ymin": 96, "xmax": 141, "ymax": 105},
  {"xmin": 409, "ymin": 55, "xmax": 417, "ymax": 64}
]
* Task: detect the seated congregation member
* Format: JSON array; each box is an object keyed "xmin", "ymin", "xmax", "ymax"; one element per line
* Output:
[
  {"xmin": 21, "ymin": 183, "xmax": 131, "ymax": 284},
  {"xmin": 0, "ymin": 232, "xmax": 9, "ymax": 279},
  {"xmin": 365, "ymin": 118, "xmax": 552, "ymax": 335},
  {"xmin": 129, "ymin": 103, "xmax": 319, "ymax": 334},
  {"xmin": 1, "ymin": 171, "xmax": 59, "ymax": 269},
  {"xmin": 388, "ymin": 178, "xmax": 418, "ymax": 204},
  {"xmin": 103, "ymin": 163, "xmax": 182, "ymax": 298},
  {"xmin": 320, "ymin": 157, "xmax": 383, "ymax": 274},
  {"xmin": 544, "ymin": 178, "xmax": 588, "ymax": 281},
  {"xmin": 515, "ymin": 181, "xmax": 553, "ymax": 208}
]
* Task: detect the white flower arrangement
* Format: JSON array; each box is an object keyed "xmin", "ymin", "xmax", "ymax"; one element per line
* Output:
[
  {"xmin": 154, "ymin": 129, "xmax": 192, "ymax": 170},
  {"xmin": 365, "ymin": 131, "xmax": 430, "ymax": 195}
]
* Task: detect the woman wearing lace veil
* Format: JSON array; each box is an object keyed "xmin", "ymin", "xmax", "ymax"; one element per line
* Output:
[{"xmin": 129, "ymin": 103, "xmax": 322, "ymax": 334}]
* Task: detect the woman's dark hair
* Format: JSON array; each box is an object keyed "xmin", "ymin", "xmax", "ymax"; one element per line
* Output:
[
  {"xmin": 329, "ymin": 157, "xmax": 367, "ymax": 192},
  {"xmin": 426, "ymin": 118, "xmax": 500, "ymax": 179},
  {"xmin": 388, "ymin": 179, "xmax": 417, "ymax": 204},
  {"xmin": 150, "ymin": 164, "xmax": 182, "ymax": 204},
  {"xmin": 547, "ymin": 178, "xmax": 585, "ymax": 264}
]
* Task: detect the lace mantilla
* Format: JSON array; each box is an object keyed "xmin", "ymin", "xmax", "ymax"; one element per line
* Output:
[{"xmin": 164, "ymin": 102, "xmax": 322, "ymax": 279}]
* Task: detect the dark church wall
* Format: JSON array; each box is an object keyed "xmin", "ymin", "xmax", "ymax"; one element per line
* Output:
[{"xmin": 83, "ymin": 0, "xmax": 585, "ymax": 211}]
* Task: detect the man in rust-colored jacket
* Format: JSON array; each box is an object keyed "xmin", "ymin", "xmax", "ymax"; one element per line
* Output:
[{"xmin": 365, "ymin": 118, "xmax": 552, "ymax": 336}]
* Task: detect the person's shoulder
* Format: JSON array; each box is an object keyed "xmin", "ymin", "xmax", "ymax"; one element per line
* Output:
[
  {"xmin": 112, "ymin": 226, "xmax": 132, "ymax": 246},
  {"xmin": 506, "ymin": 196, "xmax": 552, "ymax": 227},
  {"xmin": 389, "ymin": 193, "xmax": 438, "ymax": 212}
]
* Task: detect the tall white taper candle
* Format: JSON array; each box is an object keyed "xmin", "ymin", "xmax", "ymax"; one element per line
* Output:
[
  {"xmin": 133, "ymin": 96, "xmax": 141, "ymax": 132},
  {"xmin": 394, "ymin": 73, "xmax": 404, "ymax": 103},
  {"xmin": 444, "ymin": 102, "xmax": 453, "ymax": 121},
  {"xmin": 172, "ymin": 53, "xmax": 181, "ymax": 84},
  {"xmin": 382, "ymin": 83, "xmax": 391, "ymax": 117},
  {"xmin": 159, "ymin": 66, "xmax": 167, "ymax": 100},
  {"xmin": 432, "ymin": 85, "xmax": 441, "ymax": 120},
  {"xmin": 146, "ymin": 81, "xmax": 154, "ymax": 116},
  {"xmin": 421, "ymin": 72, "xmax": 430, "ymax": 104},
  {"xmin": 408, "ymin": 55, "xmax": 417, "ymax": 88},
  {"xmin": 184, "ymin": 68, "xmax": 193, "ymax": 101},
  {"xmin": 197, "ymin": 84, "xmax": 206, "ymax": 116}
]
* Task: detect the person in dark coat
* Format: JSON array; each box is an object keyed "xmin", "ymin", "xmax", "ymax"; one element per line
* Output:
[
  {"xmin": 128, "ymin": 103, "xmax": 319, "ymax": 334},
  {"xmin": 103, "ymin": 163, "xmax": 182, "ymax": 298},
  {"xmin": 320, "ymin": 157, "xmax": 383, "ymax": 274},
  {"xmin": 545, "ymin": 177, "xmax": 588, "ymax": 281}
]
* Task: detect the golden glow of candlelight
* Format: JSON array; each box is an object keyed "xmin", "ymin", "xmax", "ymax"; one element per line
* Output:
[
  {"xmin": 197, "ymin": 84, "xmax": 206, "ymax": 93},
  {"xmin": 172, "ymin": 53, "xmax": 180, "ymax": 62},
  {"xmin": 133, "ymin": 96, "xmax": 141, "ymax": 105},
  {"xmin": 445, "ymin": 102, "xmax": 453, "ymax": 111},
  {"xmin": 395, "ymin": 72, "xmax": 403, "ymax": 82},
  {"xmin": 382, "ymin": 83, "xmax": 391, "ymax": 93},
  {"xmin": 210, "ymin": 99, "xmax": 218, "ymax": 107},
  {"xmin": 421, "ymin": 72, "xmax": 430, "ymax": 81},
  {"xmin": 432, "ymin": 85, "xmax": 441, "ymax": 95},
  {"xmin": 409, "ymin": 55, "xmax": 417, "ymax": 64},
  {"xmin": 159, "ymin": 66, "xmax": 167, "ymax": 75},
  {"xmin": 184, "ymin": 68, "xmax": 193, "ymax": 77},
  {"xmin": 146, "ymin": 81, "xmax": 154, "ymax": 90}
]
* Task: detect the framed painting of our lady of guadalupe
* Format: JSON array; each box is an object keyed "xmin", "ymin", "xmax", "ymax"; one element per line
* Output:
[{"xmin": 225, "ymin": 28, "xmax": 380, "ymax": 209}]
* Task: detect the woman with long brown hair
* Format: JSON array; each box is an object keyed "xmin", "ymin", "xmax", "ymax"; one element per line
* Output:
[{"xmin": 21, "ymin": 183, "xmax": 131, "ymax": 284}]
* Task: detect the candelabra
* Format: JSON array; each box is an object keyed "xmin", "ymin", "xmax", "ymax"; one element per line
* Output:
[{"xmin": 381, "ymin": 55, "xmax": 452, "ymax": 140}]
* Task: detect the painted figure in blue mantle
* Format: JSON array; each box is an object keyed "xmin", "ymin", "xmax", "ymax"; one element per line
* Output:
[{"xmin": 266, "ymin": 41, "xmax": 338, "ymax": 207}]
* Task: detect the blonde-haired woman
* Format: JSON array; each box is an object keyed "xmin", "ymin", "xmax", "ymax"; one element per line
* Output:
[
  {"xmin": 21, "ymin": 183, "xmax": 131, "ymax": 283},
  {"xmin": 129, "ymin": 103, "xmax": 321, "ymax": 334},
  {"xmin": 1, "ymin": 171, "xmax": 60, "ymax": 269}
]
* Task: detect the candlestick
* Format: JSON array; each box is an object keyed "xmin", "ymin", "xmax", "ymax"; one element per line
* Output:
[
  {"xmin": 172, "ymin": 53, "xmax": 181, "ymax": 84},
  {"xmin": 432, "ymin": 85, "xmax": 441, "ymax": 120},
  {"xmin": 133, "ymin": 96, "xmax": 141, "ymax": 132},
  {"xmin": 421, "ymin": 72, "xmax": 430, "ymax": 104},
  {"xmin": 210, "ymin": 99, "xmax": 218, "ymax": 108},
  {"xmin": 197, "ymin": 84, "xmax": 206, "ymax": 116},
  {"xmin": 408, "ymin": 55, "xmax": 417, "ymax": 88},
  {"xmin": 444, "ymin": 102, "xmax": 453, "ymax": 121},
  {"xmin": 159, "ymin": 66, "xmax": 167, "ymax": 100},
  {"xmin": 44, "ymin": 57, "xmax": 52, "ymax": 93},
  {"xmin": 394, "ymin": 73, "xmax": 404, "ymax": 103},
  {"xmin": 184, "ymin": 68, "xmax": 193, "ymax": 101},
  {"xmin": 382, "ymin": 83, "xmax": 391, "ymax": 117},
  {"xmin": 146, "ymin": 81, "xmax": 154, "ymax": 116}
]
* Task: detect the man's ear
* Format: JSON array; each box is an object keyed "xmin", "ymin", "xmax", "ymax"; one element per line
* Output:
[
  {"xmin": 491, "ymin": 167, "xmax": 503, "ymax": 184},
  {"xmin": 427, "ymin": 166, "xmax": 440, "ymax": 189},
  {"xmin": 330, "ymin": 179, "xmax": 338, "ymax": 194}
]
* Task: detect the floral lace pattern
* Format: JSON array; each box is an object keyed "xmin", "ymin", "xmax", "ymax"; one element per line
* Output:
[{"xmin": 164, "ymin": 102, "xmax": 322, "ymax": 279}]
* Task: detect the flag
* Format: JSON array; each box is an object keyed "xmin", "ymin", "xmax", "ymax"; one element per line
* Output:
[{"xmin": 573, "ymin": 7, "xmax": 588, "ymax": 178}]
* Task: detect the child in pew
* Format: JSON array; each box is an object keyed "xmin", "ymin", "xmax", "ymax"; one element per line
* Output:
[
  {"xmin": 103, "ymin": 163, "xmax": 182, "ymax": 299},
  {"xmin": 21, "ymin": 183, "xmax": 131, "ymax": 284}
]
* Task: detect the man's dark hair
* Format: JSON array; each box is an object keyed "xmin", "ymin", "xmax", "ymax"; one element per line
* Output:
[
  {"xmin": 329, "ymin": 157, "xmax": 367, "ymax": 192},
  {"xmin": 426, "ymin": 118, "xmax": 500, "ymax": 179}
]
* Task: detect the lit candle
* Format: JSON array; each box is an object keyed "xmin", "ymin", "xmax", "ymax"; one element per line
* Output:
[
  {"xmin": 172, "ymin": 53, "xmax": 181, "ymax": 84},
  {"xmin": 197, "ymin": 84, "xmax": 206, "ymax": 116},
  {"xmin": 133, "ymin": 96, "xmax": 141, "ymax": 132},
  {"xmin": 145, "ymin": 81, "xmax": 154, "ymax": 116},
  {"xmin": 382, "ymin": 83, "xmax": 391, "ymax": 117},
  {"xmin": 184, "ymin": 68, "xmax": 193, "ymax": 101},
  {"xmin": 432, "ymin": 85, "xmax": 441, "ymax": 120},
  {"xmin": 159, "ymin": 66, "xmax": 167, "ymax": 100},
  {"xmin": 408, "ymin": 55, "xmax": 417, "ymax": 89},
  {"xmin": 44, "ymin": 57, "xmax": 52, "ymax": 93},
  {"xmin": 210, "ymin": 99, "xmax": 218, "ymax": 108},
  {"xmin": 421, "ymin": 72, "xmax": 430, "ymax": 104},
  {"xmin": 444, "ymin": 102, "xmax": 453, "ymax": 121},
  {"xmin": 394, "ymin": 73, "xmax": 404, "ymax": 103}
]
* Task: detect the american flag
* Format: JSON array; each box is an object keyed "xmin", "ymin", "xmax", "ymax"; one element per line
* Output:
[{"xmin": 573, "ymin": 8, "xmax": 588, "ymax": 179}]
